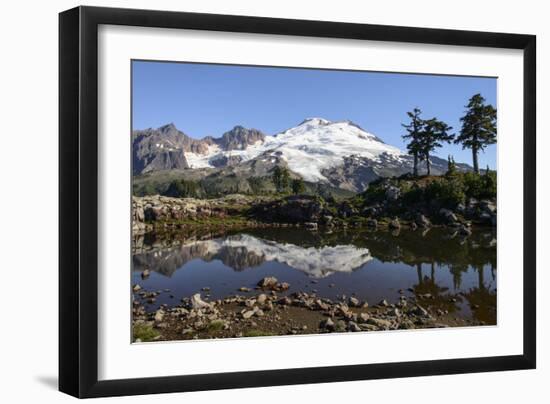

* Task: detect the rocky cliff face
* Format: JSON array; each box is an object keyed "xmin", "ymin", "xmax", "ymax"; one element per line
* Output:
[
  {"xmin": 132, "ymin": 124, "xmax": 266, "ymax": 175},
  {"xmin": 216, "ymin": 125, "xmax": 266, "ymax": 150}
]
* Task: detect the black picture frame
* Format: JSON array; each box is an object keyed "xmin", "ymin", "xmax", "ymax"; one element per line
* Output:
[{"xmin": 59, "ymin": 5, "xmax": 536, "ymax": 398}]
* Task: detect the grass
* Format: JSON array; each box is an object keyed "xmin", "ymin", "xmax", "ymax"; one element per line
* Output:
[
  {"xmin": 133, "ymin": 323, "xmax": 160, "ymax": 342},
  {"xmin": 243, "ymin": 329, "xmax": 272, "ymax": 337},
  {"xmin": 207, "ymin": 320, "xmax": 226, "ymax": 332}
]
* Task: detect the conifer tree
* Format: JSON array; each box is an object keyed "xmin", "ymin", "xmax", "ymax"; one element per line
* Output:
[
  {"xmin": 419, "ymin": 118, "xmax": 454, "ymax": 176},
  {"xmin": 455, "ymin": 94, "xmax": 497, "ymax": 173},
  {"xmin": 402, "ymin": 108, "xmax": 424, "ymax": 176}
]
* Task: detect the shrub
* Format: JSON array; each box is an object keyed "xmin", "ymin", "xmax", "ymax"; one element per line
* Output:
[
  {"xmin": 424, "ymin": 178, "xmax": 465, "ymax": 208},
  {"xmin": 402, "ymin": 185, "xmax": 425, "ymax": 206},
  {"xmin": 164, "ymin": 179, "xmax": 202, "ymax": 198},
  {"xmin": 362, "ymin": 184, "xmax": 386, "ymax": 204},
  {"xmin": 463, "ymin": 171, "xmax": 496, "ymax": 200}
]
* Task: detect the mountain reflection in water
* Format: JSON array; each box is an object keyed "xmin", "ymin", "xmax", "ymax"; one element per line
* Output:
[
  {"xmin": 132, "ymin": 227, "xmax": 496, "ymax": 323},
  {"xmin": 133, "ymin": 234, "xmax": 372, "ymax": 278}
]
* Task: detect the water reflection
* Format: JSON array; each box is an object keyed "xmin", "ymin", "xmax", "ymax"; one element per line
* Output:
[{"xmin": 132, "ymin": 227, "xmax": 496, "ymax": 323}]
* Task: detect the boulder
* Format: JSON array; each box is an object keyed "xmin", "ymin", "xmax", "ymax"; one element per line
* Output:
[{"xmin": 190, "ymin": 293, "xmax": 211, "ymax": 310}]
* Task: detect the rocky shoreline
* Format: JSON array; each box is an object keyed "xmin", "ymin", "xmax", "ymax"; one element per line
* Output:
[
  {"xmin": 132, "ymin": 190, "xmax": 496, "ymax": 237},
  {"xmin": 132, "ymin": 276, "xmax": 490, "ymax": 342}
]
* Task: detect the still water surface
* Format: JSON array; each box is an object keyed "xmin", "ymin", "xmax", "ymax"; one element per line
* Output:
[{"xmin": 132, "ymin": 227, "xmax": 496, "ymax": 323}]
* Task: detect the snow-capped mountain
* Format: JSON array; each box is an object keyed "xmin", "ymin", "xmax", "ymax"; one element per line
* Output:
[{"xmin": 132, "ymin": 118, "xmax": 469, "ymax": 192}]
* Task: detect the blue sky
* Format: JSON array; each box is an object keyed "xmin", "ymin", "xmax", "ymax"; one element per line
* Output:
[{"xmin": 132, "ymin": 60, "xmax": 497, "ymax": 168}]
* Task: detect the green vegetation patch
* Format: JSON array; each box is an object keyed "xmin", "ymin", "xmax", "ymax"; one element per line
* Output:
[{"xmin": 133, "ymin": 323, "xmax": 160, "ymax": 342}]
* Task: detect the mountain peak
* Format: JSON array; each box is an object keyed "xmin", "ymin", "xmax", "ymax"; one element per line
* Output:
[
  {"xmin": 300, "ymin": 117, "xmax": 331, "ymax": 126},
  {"xmin": 159, "ymin": 122, "xmax": 177, "ymax": 132}
]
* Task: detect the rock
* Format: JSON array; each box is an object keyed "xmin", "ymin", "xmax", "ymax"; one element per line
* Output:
[
  {"xmin": 347, "ymin": 321, "xmax": 361, "ymax": 332},
  {"xmin": 389, "ymin": 218, "xmax": 401, "ymax": 230},
  {"xmin": 385, "ymin": 186, "xmax": 401, "ymax": 201},
  {"xmin": 201, "ymin": 286, "xmax": 210, "ymax": 292},
  {"xmin": 378, "ymin": 299, "xmax": 389, "ymax": 307},
  {"xmin": 190, "ymin": 293, "xmax": 211, "ymax": 310},
  {"xmin": 348, "ymin": 296, "xmax": 361, "ymax": 307},
  {"xmin": 322, "ymin": 317, "xmax": 335, "ymax": 331},
  {"xmin": 277, "ymin": 296, "xmax": 292, "ymax": 306},
  {"xmin": 133, "ymin": 284, "xmax": 142, "ymax": 292},
  {"xmin": 278, "ymin": 282, "xmax": 290, "ymax": 291},
  {"xmin": 141, "ymin": 269, "xmax": 150, "ymax": 279},
  {"xmin": 358, "ymin": 313, "xmax": 370, "ymax": 323},
  {"xmin": 458, "ymin": 224, "xmax": 472, "ymax": 236},
  {"xmin": 256, "ymin": 293, "xmax": 267, "ymax": 305},
  {"xmin": 238, "ymin": 287, "xmax": 251, "ymax": 292},
  {"xmin": 181, "ymin": 328, "xmax": 194, "ymax": 336},
  {"xmin": 367, "ymin": 318, "xmax": 392, "ymax": 329},
  {"xmin": 415, "ymin": 213, "xmax": 431, "ymax": 228},
  {"xmin": 389, "ymin": 308, "xmax": 401, "ymax": 317},
  {"xmin": 315, "ymin": 299, "xmax": 329, "ymax": 311},
  {"xmin": 439, "ymin": 208, "xmax": 458, "ymax": 224},
  {"xmin": 412, "ymin": 305, "xmax": 429, "ymax": 317},
  {"xmin": 154, "ymin": 310, "xmax": 164, "ymax": 322},
  {"xmin": 479, "ymin": 200, "xmax": 496, "ymax": 215},
  {"xmin": 409, "ymin": 221, "xmax": 418, "ymax": 230},
  {"xmin": 335, "ymin": 320, "xmax": 348, "ymax": 332},
  {"xmin": 258, "ymin": 277, "xmax": 278, "ymax": 289},
  {"xmin": 398, "ymin": 320, "xmax": 416, "ymax": 330},
  {"xmin": 304, "ymin": 222, "xmax": 318, "ymax": 230},
  {"xmin": 242, "ymin": 310, "xmax": 255, "ymax": 319}
]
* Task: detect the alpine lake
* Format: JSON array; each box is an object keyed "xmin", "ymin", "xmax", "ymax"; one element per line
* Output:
[{"xmin": 132, "ymin": 225, "xmax": 497, "ymax": 340}]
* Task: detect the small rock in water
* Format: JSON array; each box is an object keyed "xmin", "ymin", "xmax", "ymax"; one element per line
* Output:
[
  {"xmin": 133, "ymin": 284, "xmax": 142, "ymax": 292},
  {"xmin": 378, "ymin": 299, "xmax": 389, "ymax": 307},
  {"xmin": 257, "ymin": 277, "xmax": 278, "ymax": 289},
  {"xmin": 141, "ymin": 269, "xmax": 150, "ymax": 279},
  {"xmin": 238, "ymin": 287, "xmax": 251, "ymax": 292},
  {"xmin": 348, "ymin": 296, "xmax": 361, "ymax": 307}
]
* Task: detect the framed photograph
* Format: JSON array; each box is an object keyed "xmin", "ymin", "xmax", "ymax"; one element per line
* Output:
[{"xmin": 59, "ymin": 6, "xmax": 536, "ymax": 398}]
